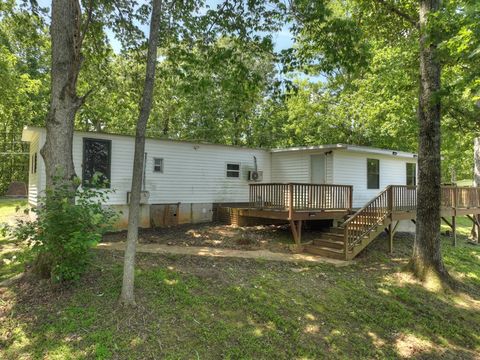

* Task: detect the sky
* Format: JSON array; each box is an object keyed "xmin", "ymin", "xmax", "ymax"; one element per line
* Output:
[{"xmin": 35, "ymin": 0, "xmax": 295, "ymax": 53}]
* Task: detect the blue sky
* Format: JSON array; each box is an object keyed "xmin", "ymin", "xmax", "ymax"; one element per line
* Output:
[{"xmin": 35, "ymin": 0, "xmax": 295, "ymax": 53}]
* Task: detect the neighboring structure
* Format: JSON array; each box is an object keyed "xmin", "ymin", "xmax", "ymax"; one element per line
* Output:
[{"xmin": 22, "ymin": 126, "xmax": 418, "ymax": 230}]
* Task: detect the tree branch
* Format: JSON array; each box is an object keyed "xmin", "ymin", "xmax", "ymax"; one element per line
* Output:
[
  {"xmin": 78, "ymin": 0, "xmax": 94, "ymax": 50},
  {"xmin": 375, "ymin": 0, "xmax": 419, "ymax": 29}
]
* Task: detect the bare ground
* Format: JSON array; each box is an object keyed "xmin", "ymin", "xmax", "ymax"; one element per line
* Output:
[{"xmin": 103, "ymin": 222, "xmax": 298, "ymax": 253}]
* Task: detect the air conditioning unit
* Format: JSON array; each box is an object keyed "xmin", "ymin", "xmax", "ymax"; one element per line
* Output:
[
  {"xmin": 248, "ymin": 170, "xmax": 263, "ymax": 182},
  {"xmin": 127, "ymin": 191, "xmax": 150, "ymax": 204}
]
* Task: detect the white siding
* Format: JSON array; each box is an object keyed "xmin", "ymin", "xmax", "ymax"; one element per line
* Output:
[
  {"xmin": 271, "ymin": 151, "xmax": 334, "ymax": 184},
  {"xmin": 71, "ymin": 132, "xmax": 271, "ymax": 205},
  {"xmin": 27, "ymin": 132, "xmax": 46, "ymax": 206},
  {"xmin": 25, "ymin": 127, "xmax": 417, "ymax": 210},
  {"xmin": 27, "ymin": 134, "xmax": 40, "ymax": 206},
  {"xmin": 332, "ymin": 150, "xmax": 417, "ymax": 208},
  {"xmin": 326, "ymin": 154, "xmax": 334, "ymax": 184}
]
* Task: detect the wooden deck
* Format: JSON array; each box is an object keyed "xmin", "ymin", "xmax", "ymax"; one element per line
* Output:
[{"xmin": 238, "ymin": 183, "xmax": 480, "ymax": 260}]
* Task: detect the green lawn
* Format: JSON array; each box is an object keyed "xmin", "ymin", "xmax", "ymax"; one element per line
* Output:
[
  {"xmin": 0, "ymin": 198, "xmax": 27, "ymax": 220},
  {"xmin": 0, "ymin": 198, "xmax": 30, "ymax": 282},
  {"xmin": 1, "ymin": 201, "xmax": 480, "ymax": 359}
]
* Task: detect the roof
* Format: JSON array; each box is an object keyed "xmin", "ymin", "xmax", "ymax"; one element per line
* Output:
[
  {"xmin": 22, "ymin": 126, "xmax": 417, "ymax": 158},
  {"xmin": 271, "ymin": 144, "xmax": 417, "ymax": 158},
  {"xmin": 21, "ymin": 126, "xmax": 267, "ymax": 152}
]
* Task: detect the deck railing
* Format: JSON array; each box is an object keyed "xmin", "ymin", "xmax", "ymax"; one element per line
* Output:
[
  {"xmin": 343, "ymin": 185, "xmax": 480, "ymax": 253},
  {"xmin": 343, "ymin": 186, "xmax": 392, "ymax": 252},
  {"xmin": 249, "ymin": 183, "xmax": 353, "ymax": 213}
]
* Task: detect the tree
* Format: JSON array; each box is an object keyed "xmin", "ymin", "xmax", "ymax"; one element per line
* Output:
[
  {"xmin": 284, "ymin": 0, "xmax": 480, "ymax": 285},
  {"xmin": 120, "ymin": 0, "xmax": 162, "ymax": 306},
  {"xmin": 0, "ymin": 1, "xmax": 49, "ymax": 194},
  {"xmin": 409, "ymin": 0, "xmax": 453, "ymax": 284},
  {"xmin": 40, "ymin": 0, "xmax": 87, "ymax": 189}
]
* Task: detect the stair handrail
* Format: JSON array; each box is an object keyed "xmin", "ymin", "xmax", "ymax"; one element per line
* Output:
[{"xmin": 342, "ymin": 185, "xmax": 392, "ymax": 253}]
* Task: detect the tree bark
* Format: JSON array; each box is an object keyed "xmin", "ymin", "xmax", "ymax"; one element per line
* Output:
[
  {"xmin": 40, "ymin": 0, "xmax": 84, "ymax": 188},
  {"xmin": 471, "ymin": 137, "xmax": 480, "ymax": 242},
  {"xmin": 120, "ymin": 0, "xmax": 162, "ymax": 306},
  {"xmin": 409, "ymin": 0, "xmax": 454, "ymax": 286}
]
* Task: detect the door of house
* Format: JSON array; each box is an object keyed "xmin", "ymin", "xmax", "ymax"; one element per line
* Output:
[{"xmin": 311, "ymin": 154, "xmax": 326, "ymax": 184}]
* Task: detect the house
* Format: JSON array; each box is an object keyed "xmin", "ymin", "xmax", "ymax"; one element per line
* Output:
[
  {"xmin": 24, "ymin": 126, "xmax": 480, "ymax": 260},
  {"xmin": 25, "ymin": 125, "xmax": 450, "ymax": 260},
  {"xmin": 22, "ymin": 126, "xmax": 418, "ymax": 222}
]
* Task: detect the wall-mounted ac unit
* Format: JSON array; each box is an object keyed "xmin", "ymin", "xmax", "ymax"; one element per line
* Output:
[
  {"xmin": 127, "ymin": 191, "xmax": 150, "ymax": 204},
  {"xmin": 248, "ymin": 170, "xmax": 263, "ymax": 182}
]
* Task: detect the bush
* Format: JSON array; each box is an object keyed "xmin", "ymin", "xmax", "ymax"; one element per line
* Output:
[{"xmin": 7, "ymin": 177, "xmax": 117, "ymax": 282}]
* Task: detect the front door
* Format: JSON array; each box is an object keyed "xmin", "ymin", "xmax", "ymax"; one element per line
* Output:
[{"xmin": 311, "ymin": 154, "xmax": 325, "ymax": 184}]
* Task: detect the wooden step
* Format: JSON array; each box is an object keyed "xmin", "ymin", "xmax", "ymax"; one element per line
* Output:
[
  {"xmin": 317, "ymin": 232, "xmax": 344, "ymax": 241},
  {"xmin": 313, "ymin": 238, "xmax": 344, "ymax": 249},
  {"xmin": 323, "ymin": 227, "xmax": 344, "ymax": 235},
  {"xmin": 304, "ymin": 244, "xmax": 346, "ymax": 260}
]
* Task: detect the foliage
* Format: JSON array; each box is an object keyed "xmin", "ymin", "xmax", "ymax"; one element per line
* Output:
[
  {"xmin": 0, "ymin": 1, "xmax": 49, "ymax": 194},
  {"xmin": 5, "ymin": 177, "xmax": 117, "ymax": 282},
  {"xmin": 0, "ymin": 0, "xmax": 478, "ymax": 191},
  {"xmin": 282, "ymin": 0, "xmax": 480, "ymax": 181}
]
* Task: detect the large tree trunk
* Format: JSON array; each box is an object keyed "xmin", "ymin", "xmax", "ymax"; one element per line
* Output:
[
  {"xmin": 409, "ymin": 0, "xmax": 453, "ymax": 286},
  {"xmin": 120, "ymin": 0, "xmax": 162, "ymax": 306},
  {"xmin": 40, "ymin": 0, "xmax": 84, "ymax": 188}
]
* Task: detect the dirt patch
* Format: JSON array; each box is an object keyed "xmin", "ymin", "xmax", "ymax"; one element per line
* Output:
[{"xmin": 103, "ymin": 223, "xmax": 299, "ymax": 253}]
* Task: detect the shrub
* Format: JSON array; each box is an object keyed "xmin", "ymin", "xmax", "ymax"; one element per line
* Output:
[{"xmin": 7, "ymin": 176, "xmax": 117, "ymax": 282}]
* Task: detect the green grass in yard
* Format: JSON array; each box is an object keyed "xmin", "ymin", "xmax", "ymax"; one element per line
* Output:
[
  {"xmin": 1, "ymin": 209, "xmax": 480, "ymax": 359},
  {"xmin": 0, "ymin": 197, "xmax": 31, "ymax": 282},
  {"xmin": 0, "ymin": 198, "xmax": 27, "ymax": 220}
]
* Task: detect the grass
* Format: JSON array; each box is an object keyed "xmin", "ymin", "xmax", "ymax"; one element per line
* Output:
[
  {"xmin": 0, "ymin": 198, "xmax": 31, "ymax": 282},
  {"xmin": 1, "ymin": 202, "xmax": 480, "ymax": 359},
  {"xmin": 0, "ymin": 198, "xmax": 27, "ymax": 219}
]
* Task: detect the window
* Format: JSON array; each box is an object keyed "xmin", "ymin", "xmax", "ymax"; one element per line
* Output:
[
  {"xmin": 82, "ymin": 138, "xmax": 111, "ymax": 188},
  {"xmin": 406, "ymin": 163, "xmax": 416, "ymax": 186},
  {"xmin": 31, "ymin": 153, "xmax": 37, "ymax": 174},
  {"xmin": 226, "ymin": 163, "xmax": 240, "ymax": 178},
  {"xmin": 153, "ymin": 158, "xmax": 163, "ymax": 173},
  {"xmin": 367, "ymin": 158, "xmax": 380, "ymax": 189}
]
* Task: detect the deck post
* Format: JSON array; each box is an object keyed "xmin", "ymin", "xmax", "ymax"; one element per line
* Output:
[
  {"xmin": 348, "ymin": 186, "xmax": 353, "ymax": 212},
  {"xmin": 388, "ymin": 222, "xmax": 393, "ymax": 254},
  {"xmin": 452, "ymin": 216, "xmax": 457, "ymax": 247},
  {"xmin": 288, "ymin": 183, "xmax": 294, "ymax": 220},
  {"xmin": 289, "ymin": 220, "xmax": 303, "ymax": 252}
]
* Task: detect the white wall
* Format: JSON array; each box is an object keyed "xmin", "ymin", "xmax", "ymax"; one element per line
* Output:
[
  {"xmin": 25, "ymin": 128, "xmax": 416, "ymax": 210},
  {"xmin": 27, "ymin": 132, "xmax": 46, "ymax": 206},
  {"xmin": 27, "ymin": 133, "xmax": 40, "ymax": 206},
  {"xmin": 271, "ymin": 151, "xmax": 334, "ymax": 184},
  {"xmin": 70, "ymin": 131, "xmax": 271, "ymax": 205},
  {"xmin": 332, "ymin": 150, "xmax": 417, "ymax": 208}
]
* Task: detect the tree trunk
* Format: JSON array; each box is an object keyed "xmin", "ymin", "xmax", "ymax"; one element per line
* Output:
[
  {"xmin": 120, "ymin": 0, "xmax": 162, "ymax": 306},
  {"xmin": 40, "ymin": 0, "xmax": 84, "ymax": 188},
  {"xmin": 471, "ymin": 137, "xmax": 480, "ymax": 242},
  {"xmin": 409, "ymin": 0, "xmax": 453, "ymax": 286}
]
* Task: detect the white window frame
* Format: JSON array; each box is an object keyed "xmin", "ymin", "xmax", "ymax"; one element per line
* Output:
[
  {"xmin": 406, "ymin": 162, "xmax": 416, "ymax": 186},
  {"xmin": 153, "ymin": 158, "xmax": 164, "ymax": 173},
  {"xmin": 367, "ymin": 158, "xmax": 380, "ymax": 190},
  {"xmin": 226, "ymin": 162, "xmax": 241, "ymax": 179}
]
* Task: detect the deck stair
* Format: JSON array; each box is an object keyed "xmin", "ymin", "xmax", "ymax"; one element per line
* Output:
[
  {"xmin": 304, "ymin": 184, "xmax": 480, "ymax": 260},
  {"xmin": 305, "ymin": 186, "xmax": 399, "ymax": 260}
]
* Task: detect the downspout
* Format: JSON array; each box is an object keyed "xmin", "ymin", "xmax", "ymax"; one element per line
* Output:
[{"xmin": 143, "ymin": 152, "xmax": 147, "ymax": 191}]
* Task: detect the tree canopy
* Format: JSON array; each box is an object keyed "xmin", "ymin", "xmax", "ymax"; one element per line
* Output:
[{"xmin": 0, "ymin": 0, "xmax": 479, "ymax": 193}]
